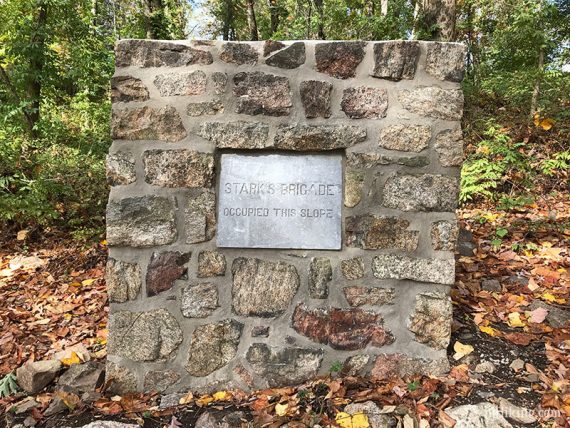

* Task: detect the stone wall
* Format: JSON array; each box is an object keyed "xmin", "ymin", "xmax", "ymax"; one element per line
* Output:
[{"xmin": 106, "ymin": 39, "xmax": 466, "ymax": 394}]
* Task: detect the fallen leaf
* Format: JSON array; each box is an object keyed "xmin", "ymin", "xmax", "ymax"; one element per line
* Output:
[
  {"xmin": 479, "ymin": 325, "xmax": 498, "ymax": 336},
  {"xmin": 540, "ymin": 118, "xmax": 554, "ymax": 130},
  {"xmin": 196, "ymin": 395, "xmax": 214, "ymax": 406},
  {"xmin": 503, "ymin": 332, "xmax": 533, "ymax": 346},
  {"xmin": 17, "ymin": 230, "xmax": 28, "ymax": 240},
  {"xmin": 212, "ymin": 391, "xmax": 232, "ymax": 401},
  {"xmin": 528, "ymin": 307, "xmax": 548, "ymax": 323},
  {"xmin": 335, "ymin": 411, "xmax": 369, "ymax": 428},
  {"xmin": 81, "ymin": 278, "xmax": 96, "ymax": 286},
  {"xmin": 507, "ymin": 312, "xmax": 525, "ymax": 328},
  {"xmin": 275, "ymin": 403, "xmax": 288, "ymax": 416},
  {"xmin": 60, "ymin": 352, "xmax": 81, "ymax": 366},
  {"xmin": 453, "ymin": 341, "xmax": 474, "ymax": 360}
]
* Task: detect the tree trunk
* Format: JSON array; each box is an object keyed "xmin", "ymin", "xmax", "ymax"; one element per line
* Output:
[
  {"xmin": 305, "ymin": 0, "xmax": 312, "ymax": 39},
  {"xmin": 314, "ymin": 0, "xmax": 325, "ymax": 39},
  {"xmin": 222, "ymin": 0, "xmax": 233, "ymax": 40},
  {"xmin": 381, "ymin": 0, "xmax": 388, "ymax": 16},
  {"xmin": 415, "ymin": 0, "xmax": 456, "ymax": 41},
  {"xmin": 146, "ymin": 0, "xmax": 165, "ymax": 39},
  {"xmin": 268, "ymin": 0, "xmax": 279, "ymax": 35},
  {"xmin": 530, "ymin": 47, "xmax": 544, "ymax": 119},
  {"xmin": 26, "ymin": 1, "xmax": 48, "ymax": 137},
  {"xmin": 247, "ymin": 0, "xmax": 259, "ymax": 40}
]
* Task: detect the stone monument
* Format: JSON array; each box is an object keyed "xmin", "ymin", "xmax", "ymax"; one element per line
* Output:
[{"xmin": 106, "ymin": 39, "xmax": 466, "ymax": 393}]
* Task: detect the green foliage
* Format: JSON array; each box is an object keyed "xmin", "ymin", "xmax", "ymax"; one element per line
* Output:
[
  {"xmin": 198, "ymin": 0, "xmax": 414, "ymax": 41},
  {"xmin": 407, "ymin": 380, "xmax": 420, "ymax": 391},
  {"xmin": 329, "ymin": 360, "xmax": 343, "ymax": 373},
  {"xmin": 460, "ymin": 125, "xmax": 529, "ymax": 203},
  {"xmin": 0, "ymin": 0, "xmax": 187, "ymax": 236},
  {"xmin": 0, "ymin": 373, "xmax": 19, "ymax": 397}
]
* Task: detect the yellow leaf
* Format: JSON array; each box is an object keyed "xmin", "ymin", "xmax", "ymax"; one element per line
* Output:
[
  {"xmin": 70, "ymin": 282, "xmax": 81, "ymax": 287},
  {"xmin": 179, "ymin": 392, "xmax": 193, "ymax": 405},
  {"xmin": 100, "ymin": 240, "xmax": 107, "ymax": 246},
  {"xmin": 508, "ymin": 312, "xmax": 525, "ymax": 328},
  {"xmin": 352, "ymin": 413, "xmax": 370, "ymax": 428},
  {"xmin": 336, "ymin": 412, "xmax": 353, "ymax": 428},
  {"xmin": 212, "ymin": 391, "xmax": 232, "ymax": 401},
  {"xmin": 61, "ymin": 351, "xmax": 81, "ymax": 366},
  {"xmin": 533, "ymin": 112, "xmax": 541, "ymax": 126},
  {"xmin": 196, "ymin": 395, "xmax": 214, "ymax": 406},
  {"xmin": 542, "ymin": 293, "xmax": 557, "ymax": 303},
  {"xmin": 540, "ymin": 118, "xmax": 554, "ymax": 130},
  {"xmin": 275, "ymin": 403, "xmax": 288, "ymax": 416},
  {"xmin": 453, "ymin": 341, "xmax": 474, "ymax": 360},
  {"xmin": 479, "ymin": 325, "xmax": 498, "ymax": 337},
  {"xmin": 81, "ymin": 278, "xmax": 96, "ymax": 286}
]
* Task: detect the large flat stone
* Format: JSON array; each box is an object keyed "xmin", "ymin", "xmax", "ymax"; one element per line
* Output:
[
  {"xmin": 292, "ymin": 304, "xmax": 394, "ymax": 350},
  {"xmin": 232, "ymin": 258, "xmax": 299, "ymax": 317},
  {"xmin": 300, "ymin": 80, "xmax": 333, "ymax": 118},
  {"xmin": 346, "ymin": 215, "xmax": 419, "ymax": 251},
  {"xmin": 379, "ymin": 124, "xmax": 431, "ymax": 152},
  {"xmin": 341, "ymin": 86, "xmax": 388, "ymax": 119},
  {"xmin": 154, "ymin": 71, "xmax": 207, "ymax": 97},
  {"xmin": 340, "ymin": 257, "xmax": 365, "ymax": 280},
  {"xmin": 434, "ymin": 127, "xmax": 464, "ymax": 166},
  {"xmin": 372, "ymin": 254, "xmax": 455, "ymax": 285},
  {"xmin": 431, "ymin": 220, "xmax": 459, "ymax": 251},
  {"xmin": 108, "ymin": 309, "xmax": 183, "ymax": 361},
  {"xmin": 398, "ymin": 87, "xmax": 463, "ymax": 120},
  {"xmin": 246, "ymin": 343, "xmax": 323, "ymax": 387},
  {"xmin": 219, "ymin": 42, "xmax": 258, "ymax": 65},
  {"xmin": 106, "ymin": 196, "xmax": 177, "ymax": 247},
  {"xmin": 143, "ymin": 149, "xmax": 214, "ymax": 188},
  {"xmin": 106, "ymin": 258, "xmax": 141, "ymax": 303},
  {"xmin": 146, "ymin": 251, "xmax": 190, "ymax": 296},
  {"xmin": 105, "ymin": 362, "xmax": 137, "ymax": 395},
  {"xmin": 185, "ymin": 190, "xmax": 216, "ymax": 243},
  {"xmin": 115, "ymin": 40, "xmax": 213, "ymax": 67},
  {"xmin": 197, "ymin": 251, "xmax": 226, "ymax": 277},
  {"xmin": 382, "ymin": 174, "xmax": 459, "ymax": 212},
  {"xmin": 344, "ymin": 171, "xmax": 364, "ymax": 208},
  {"xmin": 370, "ymin": 41, "xmax": 420, "ymax": 80},
  {"xmin": 198, "ymin": 121, "xmax": 270, "ymax": 149},
  {"xmin": 343, "ymin": 286, "xmax": 395, "ymax": 307},
  {"xmin": 371, "ymin": 353, "xmax": 449, "ymax": 380},
  {"xmin": 266, "ymin": 42, "xmax": 305, "ymax": 69},
  {"xmin": 408, "ymin": 291, "xmax": 453, "ymax": 349},
  {"xmin": 446, "ymin": 403, "xmax": 512, "ymax": 428},
  {"xmin": 16, "ymin": 360, "xmax": 61, "ymax": 394},
  {"xmin": 181, "ymin": 283, "xmax": 219, "ymax": 318},
  {"xmin": 233, "ymin": 72, "xmax": 292, "ymax": 116},
  {"xmin": 425, "ymin": 42, "xmax": 467, "ymax": 82},
  {"xmin": 315, "ymin": 42, "xmax": 366, "ymax": 79},
  {"xmin": 111, "ymin": 76, "xmax": 149, "ymax": 102},
  {"xmin": 106, "ymin": 152, "xmax": 136, "ymax": 186},
  {"xmin": 111, "ymin": 106, "xmax": 187, "ymax": 142},
  {"xmin": 186, "ymin": 320, "xmax": 243, "ymax": 376},
  {"xmin": 308, "ymin": 257, "xmax": 332, "ymax": 299},
  {"xmin": 274, "ymin": 124, "xmax": 366, "ymax": 151}
]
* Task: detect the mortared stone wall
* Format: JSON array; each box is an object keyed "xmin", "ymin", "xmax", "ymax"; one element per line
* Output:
[{"xmin": 106, "ymin": 39, "xmax": 466, "ymax": 394}]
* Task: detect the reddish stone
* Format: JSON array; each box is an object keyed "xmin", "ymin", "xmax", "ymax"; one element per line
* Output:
[
  {"xmin": 371, "ymin": 353, "xmax": 449, "ymax": 381},
  {"xmin": 146, "ymin": 251, "xmax": 190, "ymax": 296},
  {"xmin": 291, "ymin": 304, "xmax": 393, "ymax": 350},
  {"xmin": 315, "ymin": 42, "xmax": 366, "ymax": 79}
]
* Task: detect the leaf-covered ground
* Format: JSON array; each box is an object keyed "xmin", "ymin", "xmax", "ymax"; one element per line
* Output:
[{"xmin": 0, "ymin": 196, "xmax": 568, "ymax": 427}]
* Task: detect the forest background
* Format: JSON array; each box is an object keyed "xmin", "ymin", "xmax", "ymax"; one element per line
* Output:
[{"xmin": 0, "ymin": 0, "xmax": 568, "ymax": 239}]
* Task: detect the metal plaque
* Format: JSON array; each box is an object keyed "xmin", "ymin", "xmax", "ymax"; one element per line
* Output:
[{"xmin": 217, "ymin": 153, "xmax": 342, "ymax": 249}]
